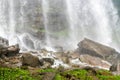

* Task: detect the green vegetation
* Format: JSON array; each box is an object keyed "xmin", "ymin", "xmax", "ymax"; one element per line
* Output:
[
  {"xmin": 0, "ymin": 67, "xmax": 120, "ymax": 80},
  {"xmin": 60, "ymin": 69, "xmax": 93, "ymax": 80},
  {"xmin": 54, "ymin": 74, "xmax": 66, "ymax": 80},
  {"xmin": 0, "ymin": 67, "xmax": 34, "ymax": 80},
  {"xmin": 54, "ymin": 69, "xmax": 120, "ymax": 80},
  {"xmin": 96, "ymin": 70, "xmax": 120, "ymax": 80}
]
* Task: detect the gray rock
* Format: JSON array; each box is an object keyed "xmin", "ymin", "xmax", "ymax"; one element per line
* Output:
[
  {"xmin": 110, "ymin": 64, "xmax": 117, "ymax": 72},
  {"xmin": 0, "ymin": 44, "xmax": 20, "ymax": 57},
  {"xmin": 77, "ymin": 38, "xmax": 120, "ymax": 64},
  {"xmin": 110, "ymin": 62, "xmax": 120, "ymax": 72},
  {"xmin": 39, "ymin": 58, "xmax": 54, "ymax": 68},
  {"xmin": 42, "ymin": 58, "xmax": 54, "ymax": 65},
  {"xmin": 42, "ymin": 72, "xmax": 55, "ymax": 80},
  {"xmin": 21, "ymin": 53, "xmax": 40, "ymax": 67},
  {"xmin": 79, "ymin": 54, "xmax": 111, "ymax": 69},
  {"xmin": 6, "ymin": 44, "xmax": 20, "ymax": 56}
]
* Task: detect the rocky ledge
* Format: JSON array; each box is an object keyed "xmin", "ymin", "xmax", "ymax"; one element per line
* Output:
[{"xmin": 0, "ymin": 38, "xmax": 120, "ymax": 79}]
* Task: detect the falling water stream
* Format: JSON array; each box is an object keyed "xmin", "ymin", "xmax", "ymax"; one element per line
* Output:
[{"xmin": 0, "ymin": 0, "xmax": 120, "ymax": 51}]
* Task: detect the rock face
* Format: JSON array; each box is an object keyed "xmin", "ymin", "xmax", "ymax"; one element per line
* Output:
[
  {"xmin": 77, "ymin": 38, "xmax": 120, "ymax": 64},
  {"xmin": 21, "ymin": 53, "xmax": 40, "ymax": 67}
]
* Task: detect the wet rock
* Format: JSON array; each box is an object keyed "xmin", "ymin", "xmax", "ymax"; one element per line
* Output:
[
  {"xmin": 79, "ymin": 54, "xmax": 111, "ymax": 69},
  {"xmin": 77, "ymin": 38, "xmax": 119, "ymax": 64},
  {"xmin": 0, "ymin": 55, "xmax": 21, "ymax": 68},
  {"xmin": 68, "ymin": 51, "xmax": 80, "ymax": 59},
  {"xmin": 42, "ymin": 72, "xmax": 55, "ymax": 80},
  {"xmin": 39, "ymin": 58, "xmax": 54, "ymax": 68},
  {"xmin": 0, "ymin": 48, "xmax": 8, "ymax": 57},
  {"xmin": 110, "ymin": 62, "xmax": 120, "ymax": 72},
  {"xmin": 6, "ymin": 44, "xmax": 20, "ymax": 56},
  {"xmin": 0, "ymin": 37, "xmax": 9, "ymax": 57},
  {"xmin": 0, "ymin": 44, "xmax": 20, "ymax": 57},
  {"xmin": 40, "ymin": 49, "xmax": 49, "ymax": 56},
  {"xmin": 61, "ymin": 57, "xmax": 70, "ymax": 64},
  {"xmin": 110, "ymin": 64, "xmax": 118, "ymax": 72},
  {"xmin": 21, "ymin": 53, "xmax": 40, "ymax": 67},
  {"xmin": 42, "ymin": 58, "xmax": 54, "ymax": 65}
]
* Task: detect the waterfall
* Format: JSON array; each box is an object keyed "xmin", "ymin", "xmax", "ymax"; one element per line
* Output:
[
  {"xmin": 42, "ymin": 0, "xmax": 53, "ymax": 50},
  {"xmin": 89, "ymin": 0, "xmax": 112, "ymax": 43},
  {"xmin": 9, "ymin": 0, "xmax": 17, "ymax": 45},
  {"xmin": 0, "ymin": 0, "xmax": 8, "ymax": 39},
  {"xmin": 0, "ymin": 0, "xmax": 119, "ymax": 51},
  {"xmin": 66, "ymin": 0, "xmax": 120, "ymax": 50}
]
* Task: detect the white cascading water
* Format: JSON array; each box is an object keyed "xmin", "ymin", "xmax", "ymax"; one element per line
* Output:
[
  {"xmin": 66, "ymin": 0, "xmax": 120, "ymax": 51},
  {"xmin": 9, "ymin": 0, "xmax": 17, "ymax": 45},
  {"xmin": 0, "ymin": 0, "xmax": 8, "ymax": 39},
  {"xmin": 0, "ymin": 0, "xmax": 120, "ymax": 51},
  {"xmin": 89, "ymin": 0, "xmax": 112, "ymax": 44},
  {"xmin": 42, "ymin": 0, "xmax": 54, "ymax": 51}
]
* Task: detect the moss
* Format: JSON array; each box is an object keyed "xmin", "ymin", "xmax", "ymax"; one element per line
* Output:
[
  {"xmin": 97, "ymin": 70, "xmax": 113, "ymax": 76},
  {"xmin": 0, "ymin": 67, "xmax": 34, "ymax": 80},
  {"xmin": 1, "ymin": 67, "xmax": 120, "ymax": 80},
  {"xmin": 55, "ymin": 69, "xmax": 120, "ymax": 80},
  {"xmin": 54, "ymin": 74, "xmax": 66, "ymax": 80},
  {"xmin": 62, "ymin": 69, "xmax": 93, "ymax": 80},
  {"xmin": 96, "ymin": 70, "xmax": 120, "ymax": 80}
]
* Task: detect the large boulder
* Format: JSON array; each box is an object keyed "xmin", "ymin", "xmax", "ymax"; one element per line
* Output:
[
  {"xmin": 77, "ymin": 38, "xmax": 120, "ymax": 64},
  {"xmin": 21, "ymin": 53, "xmax": 40, "ymax": 67},
  {"xmin": 79, "ymin": 54, "xmax": 111, "ymax": 69}
]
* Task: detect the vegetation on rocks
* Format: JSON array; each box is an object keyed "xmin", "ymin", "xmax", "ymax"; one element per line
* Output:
[
  {"xmin": 1, "ymin": 67, "xmax": 120, "ymax": 80},
  {"xmin": 0, "ymin": 67, "xmax": 34, "ymax": 80}
]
